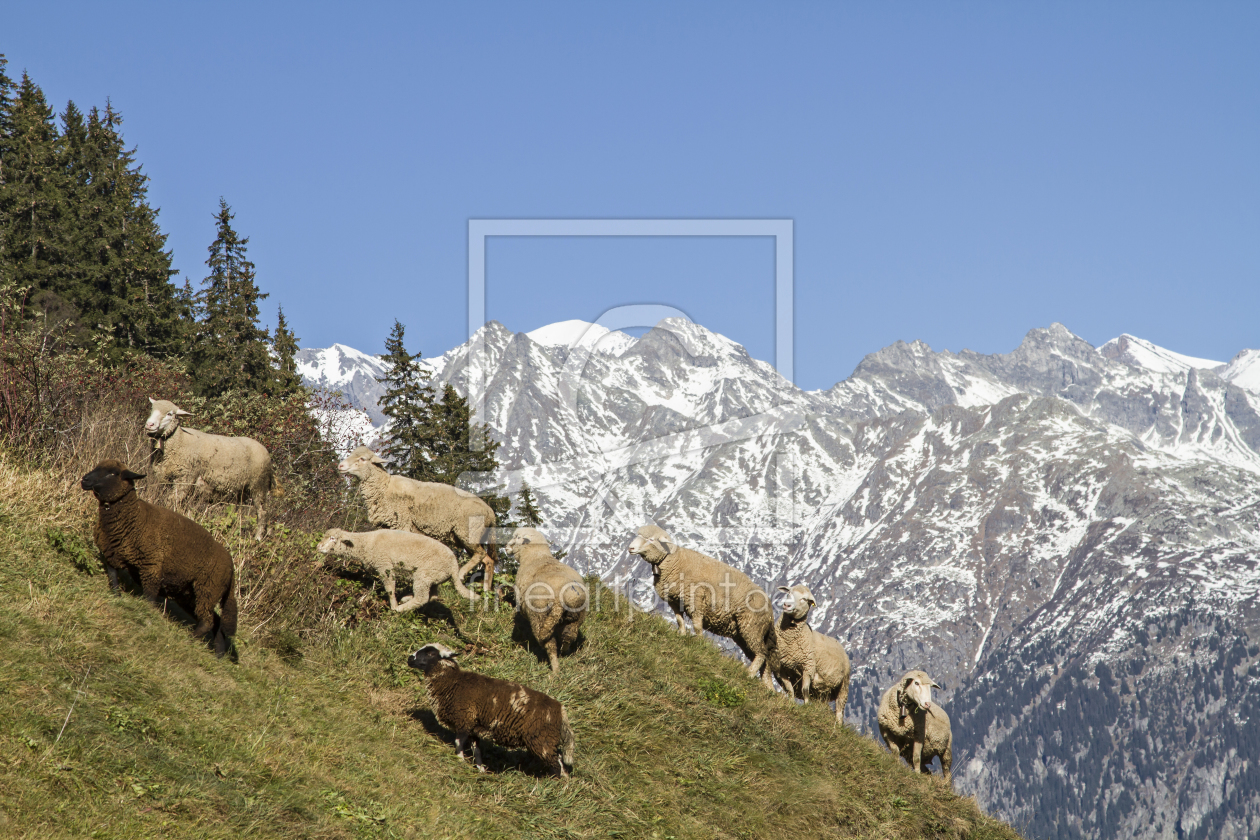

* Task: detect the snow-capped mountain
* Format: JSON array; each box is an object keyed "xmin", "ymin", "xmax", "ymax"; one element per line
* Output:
[
  {"xmin": 296, "ymin": 343, "xmax": 391, "ymax": 425},
  {"xmin": 300, "ymin": 319, "xmax": 1260, "ymax": 840}
]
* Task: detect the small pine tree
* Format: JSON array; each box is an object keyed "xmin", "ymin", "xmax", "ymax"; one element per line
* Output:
[
  {"xmin": 419, "ymin": 382, "xmax": 511, "ymax": 523},
  {"xmin": 271, "ymin": 305, "xmax": 303, "ymax": 395},
  {"xmin": 375, "ymin": 320, "xmax": 433, "ymax": 479},
  {"xmin": 189, "ymin": 199, "xmax": 273, "ymax": 397},
  {"xmin": 516, "ymin": 481, "xmax": 543, "ymax": 527},
  {"xmin": 375, "ymin": 321, "xmax": 509, "ymax": 519}
]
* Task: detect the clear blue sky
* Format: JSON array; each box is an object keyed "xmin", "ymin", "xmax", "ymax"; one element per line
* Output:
[{"xmin": 8, "ymin": 2, "xmax": 1259, "ymax": 390}]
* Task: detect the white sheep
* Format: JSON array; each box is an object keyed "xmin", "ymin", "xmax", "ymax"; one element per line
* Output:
[
  {"xmin": 144, "ymin": 398, "xmax": 273, "ymax": 541},
  {"xmin": 504, "ymin": 527, "xmax": 588, "ymax": 674},
  {"xmin": 627, "ymin": 524, "xmax": 775, "ymax": 689},
  {"xmin": 317, "ymin": 528, "xmax": 474, "ymax": 611},
  {"xmin": 338, "ymin": 446, "xmax": 498, "ymax": 594},
  {"xmin": 878, "ymin": 669, "xmax": 953, "ymax": 785},
  {"xmin": 769, "ymin": 584, "xmax": 851, "ymax": 722}
]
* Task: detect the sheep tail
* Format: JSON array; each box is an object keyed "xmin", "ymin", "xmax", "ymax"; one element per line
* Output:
[{"xmin": 559, "ymin": 707, "xmax": 575, "ymax": 769}]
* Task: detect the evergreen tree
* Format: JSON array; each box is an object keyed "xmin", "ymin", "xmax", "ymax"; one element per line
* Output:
[
  {"xmin": 375, "ymin": 321, "xmax": 509, "ymax": 517},
  {"xmin": 416, "ymin": 382, "xmax": 510, "ymax": 521},
  {"xmin": 189, "ymin": 199, "xmax": 273, "ymax": 397},
  {"xmin": 515, "ymin": 480, "xmax": 543, "ymax": 527},
  {"xmin": 73, "ymin": 102, "xmax": 184, "ymax": 357},
  {"xmin": 0, "ymin": 72, "xmax": 70, "ymax": 303},
  {"xmin": 271, "ymin": 305, "xmax": 303, "ymax": 395},
  {"xmin": 375, "ymin": 320, "xmax": 433, "ymax": 478},
  {"xmin": 0, "ymin": 60, "xmax": 184, "ymax": 356}
]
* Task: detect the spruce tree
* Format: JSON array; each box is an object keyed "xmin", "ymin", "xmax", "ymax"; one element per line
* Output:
[
  {"xmin": 375, "ymin": 320, "xmax": 433, "ymax": 478},
  {"xmin": 74, "ymin": 102, "xmax": 184, "ymax": 357},
  {"xmin": 375, "ymin": 321, "xmax": 509, "ymax": 517},
  {"xmin": 416, "ymin": 382, "xmax": 510, "ymax": 520},
  {"xmin": 0, "ymin": 72, "xmax": 70, "ymax": 304},
  {"xmin": 189, "ymin": 199, "xmax": 273, "ymax": 397},
  {"xmin": 271, "ymin": 305, "xmax": 303, "ymax": 395},
  {"xmin": 515, "ymin": 481, "xmax": 544, "ymax": 527}
]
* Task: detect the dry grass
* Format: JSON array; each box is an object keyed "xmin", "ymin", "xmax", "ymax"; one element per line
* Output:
[{"xmin": 0, "ymin": 451, "xmax": 1022, "ymax": 839}]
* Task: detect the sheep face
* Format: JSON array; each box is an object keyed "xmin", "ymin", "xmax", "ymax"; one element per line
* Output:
[
  {"xmin": 899, "ymin": 670, "xmax": 940, "ymax": 713},
  {"xmin": 81, "ymin": 460, "xmax": 146, "ymax": 504},
  {"xmin": 627, "ymin": 525, "xmax": 675, "ymax": 565},
  {"xmin": 776, "ymin": 585, "xmax": 816, "ymax": 620},
  {"xmin": 407, "ymin": 643, "xmax": 457, "ymax": 673},
  {"xmin": 316, "ymin": 529, "xmax": 350, "ymax": 555},
  {"xmin": 144, "ymin": 398, "xmax": 191, "ymax": 440},
  {"xmin": 506, "ymin": 527, "xmax": 550, "ymax": 557},
  {"xmin": 338, "ymin": 446, "xmax": 386, "ymax": 481}
]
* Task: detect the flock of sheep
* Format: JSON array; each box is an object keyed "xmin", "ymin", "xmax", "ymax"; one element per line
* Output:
[{"xmin": 77, "ymin": 398, "xmax": 954, "ymax": 784}]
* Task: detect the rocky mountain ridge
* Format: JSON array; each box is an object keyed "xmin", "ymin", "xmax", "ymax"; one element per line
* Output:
[{"xmin": 300, "ymin": 319, "xmax": 1260, "ymax": 840}]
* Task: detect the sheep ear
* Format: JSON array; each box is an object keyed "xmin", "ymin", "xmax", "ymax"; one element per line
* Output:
[{"xmin": 122, "ymin": 470, "xmax": 146, "ymax": 481}]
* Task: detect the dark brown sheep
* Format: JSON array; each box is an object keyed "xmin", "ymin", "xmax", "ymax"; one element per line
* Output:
[
  {"xmin": 81, "ymin": 459, "xmax": 238, "ymax": 657},
  {"xmin": 407, "ymin": 643, "xmax": 575, "ymax": 777}
]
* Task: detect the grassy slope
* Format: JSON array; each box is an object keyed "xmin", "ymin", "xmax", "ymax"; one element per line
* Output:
[{"xmin": 0, "ymin": 455, "xmax": 1021, "ymax": 840}]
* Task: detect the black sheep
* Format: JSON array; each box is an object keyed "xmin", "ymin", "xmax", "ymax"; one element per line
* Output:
[
  {"xmin": 407, "ymin": 644, "xmax": 575, "ymax": 777},
  {"xmin": 81, "ymin": 459, "xmax": 238, "ymax": 657}
]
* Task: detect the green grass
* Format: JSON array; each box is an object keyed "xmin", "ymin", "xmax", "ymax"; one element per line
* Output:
[{"xmin": 0, "ymin": 454, "xmax": 1021, "ymax": 839}]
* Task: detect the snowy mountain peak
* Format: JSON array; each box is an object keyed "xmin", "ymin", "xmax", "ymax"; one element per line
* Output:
[
  {"xmin": 1220, "ymin": 348, "xmax": 1260, "ymax": 394},
  {"xmin": 526, "ymin": 319, "xmax": 636, "ymax": 356},
  {"xmin": 1099, "ymin": 333, "xmax": 1223, "ymax": 374},
  {"xmin": 295, "ymin": 343, "xmax": 387, "ymax": 389}
]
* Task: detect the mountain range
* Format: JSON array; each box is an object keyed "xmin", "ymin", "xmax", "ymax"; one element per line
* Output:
[{"xmin": 297, "ymin": 319, "xmax": 1260, "ymax": 840}]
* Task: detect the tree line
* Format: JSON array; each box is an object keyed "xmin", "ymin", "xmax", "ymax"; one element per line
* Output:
[
  {"xmin": 1, "ymin": 56, "xmax": 543, "ymax": 535},
  {"xmin": 0, "ymin": 57, "xmax": 295, "ymax": 398}
]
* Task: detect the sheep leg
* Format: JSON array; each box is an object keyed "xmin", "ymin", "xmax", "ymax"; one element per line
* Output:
[
  {"xmin": 191, "ymin": 595, "xmax": 217, "ymax": 643},
  {"xmin": 384, "ymin": 569, "xmax": 399, "ymax": 611},
  {"xmin": 139, "ymin": 571, "xmax": 163, "ymax": 607},
  {"xmin": 463, "ymin": 540, "xmax": 495, "ymax": 596},
  {"xmin": 545, "ymin": 638, "xmax": 560, "ymax": 674},
  {"xmin": 396, "ymin": 573, "xmax": 431, "ymax": 611},
  {"xmin": 746, "ymin": 652, "xmax": 769, "ymax": 685},
  {"xmin": 834, "ymin": 683, "xmax": 849, "ymax": 723}
]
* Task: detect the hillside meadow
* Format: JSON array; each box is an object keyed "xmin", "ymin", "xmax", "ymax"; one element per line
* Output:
[{"xmin": 0, "ymin": 450, "xmax": 1022, "ymax": 840}]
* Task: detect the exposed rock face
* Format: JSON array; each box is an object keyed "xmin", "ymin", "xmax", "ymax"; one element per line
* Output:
[{"xmin": 303, "ymin": 320, "xmax": 1260, "ymax": 840}]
